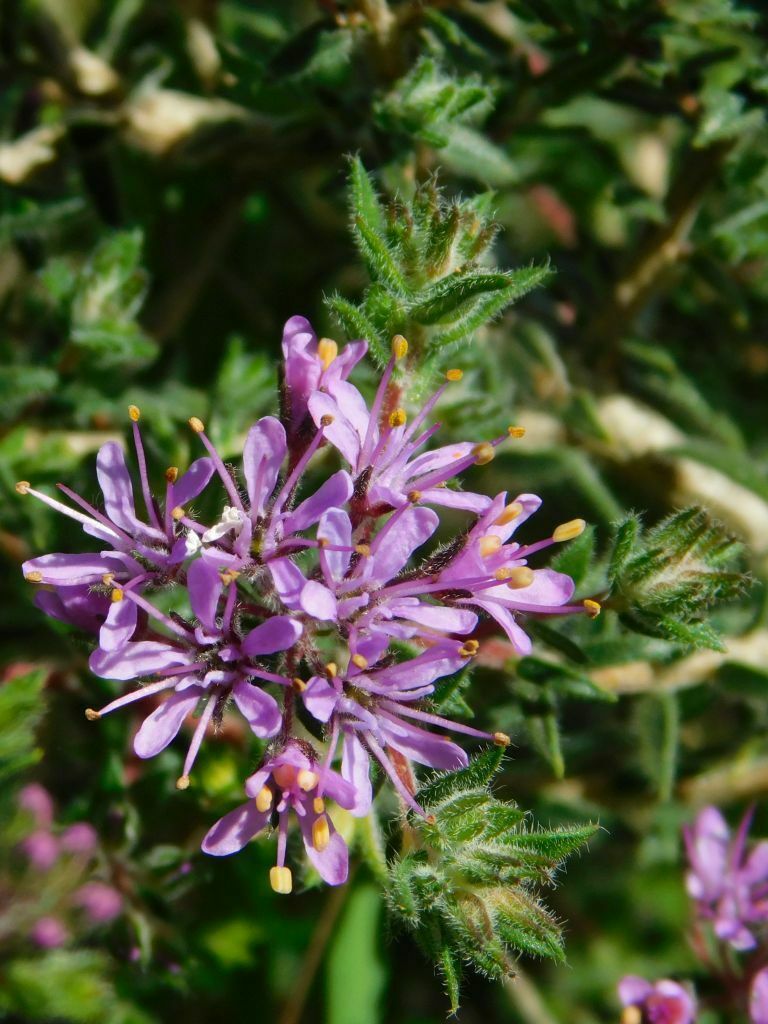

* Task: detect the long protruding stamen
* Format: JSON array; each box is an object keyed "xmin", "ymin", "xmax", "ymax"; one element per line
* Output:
[
  {"xmin": 54, "ymin": 483, "xmax": 139, "ymax": 544},
  {"xmin": 189, "ymin": 417, "xmax": 245, "ymax": 513},
  {"xmin": 379, "ymin": 702, "xmax": 509, "ymax": 745},
  {"xmin": 271, "ymin": 427, "xmax": 325, "ymax": 517},
  {"xmin": 365, "ymin": 733, "xmax": 428, "ymax": 819},
  {"xmin": 360, "ymin": 339, "xmax": 405, "ymax": 466},
  {"xmin": 17, "ymin": 483, "xmax": 124, "ymax": 543},
  {"xmin": 119, "ymin": 588, "xmax": 194, "ymax": 639},
  {"xmin": 129, "ymin": 407, "xmax": 163, "ymax": 532},
  {"xmin": 221, "ymin": 577, "xmax": 238, "ymax": 634},
  {"xmin": 410, "ymin": 431, "xmax": 509, "ymax": 492},
  {"xmin": 248, "ymin": 668, "xmax": 293, "ymax": 687},
  {"xmin": 515, "ymin": 519, "xmax": 586, "ymax": 560},
  {"xmin": 317, "ymin": 717, "xmax": 340, "ymax": 798},
  {"xmin": 177, "ymin": 694, "xmax": 217, "ymax": 788},
  {"xmin": 84, "ymin": 677, "xmax": 176, "ymax": 719}
]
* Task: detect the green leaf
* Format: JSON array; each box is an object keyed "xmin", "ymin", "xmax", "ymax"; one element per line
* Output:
[
  {"xmin": 0, "ymin": 669, "xmax": 46, "ymax": 783},
  {"xmin": 327, "ymin": 885, "xmax": 387, "ymax": 1024},
  {"xmin": 348, "ymin": 156, "xmax": 386, "ymax": 237},
  {"xmin": 417, "ymin": 745, "xmax": 504, "ymax": 807}
]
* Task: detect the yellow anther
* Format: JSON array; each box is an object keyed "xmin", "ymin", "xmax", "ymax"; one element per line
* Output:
[
  {"xmin": 292, "ymin": 677, "xmax": 307, "ymax": 692},
  {"xmin": 188, "ymin": 416, "xmax": 205, "ymax": 433},
  {"xmin": 220, "ymin": 569, "xmax": 240, "ymax": 586},
  {"xmin": 176, "ymin": 774, "xmax": 190, "ymax": 790},
  {"xmin": 165, "ymin": 466, "xmax": 179, "ymax": 483},
  {"xmin": 325, "ymin": 662, "xmax": 338, "ymax": 679},
  {"xmin": 313, "ymin": 797, "xmax": 325, "ymax": 814},
  {"xmin": 426, "ymin": 814, "xmax": 437, "ymax": 825},
  {"xmin": 583, "ymin": 599, "xmax": 602, "ymax": 618},
  {"xmin": 493, "ymin": 732, "xmax": 511, "ymax": 747},
  {"xmin": 494, "ymin": 568, "xmax": 514, "ymax": 581},
  {"xmin": 355, "ymin": 543, "xmax": 371, "ymax": 557},
  {"xmin": 389, "ymin": 408, "xmax": 407, "ymax": 428},
  {"xmin": 479, "ymin": 535, "xmax": 502, "ymax": 558},
  {"xmin": 320, "ymin": 413, "xmax": 335, "ymax": 427},
  {"xmin": 508, "ymin": 425, "xmax": 526, "ymax": 439},
  {"xmin": 445, "ymin": 368, "xmax": 463, "ymax": 382},
  {"xmin": 171, "ymin": 506, "xmax": 185, "ymax": 521},
  {"xmin": 494, "ymin": 502, "xmax": 523, "ymax": 526},
  {"xmin": 255, "ymin": 786, "xmax": 273, "ymax": 812},
  {"xmin": 128, "ymin": 404, "xmax": 141, "ymax": 422},
  {"xmin": 472, "ymin": 442, "xmax": 495, "ymax": 465},
  {"xmin": 459, "ymin": 640, "xmax": 480, "ymax": 658},
  {"xmin": 15, "ymin": 480, "xmax": 31, "ymax": 495},
  {"xmin": 269, "ymin": 865, "xmax": 293, "ymax": 894},
  {"xmin": 111, "ymin": 588, "xmax": 124, "ymax": 603},
  {"xmin": 101, "ymin": 573, "xmax": 115, "ymax": 586},
  {"xmin": 408, "ymin": 490, "xmax": 422, "ymax": 503},
  {"xmin": 506, "ymin": 567, "xmax": 535, "ymax": 589},
  {"xmin": 84, "ymin": 708, "xmax": 101, "ymax": 721},
  {"xmin": 24, "ymin": 571, "xmax": 43, "ymax": 583},
  {"xmin": 317, "ymin": 337, "xmax": 338, "ymax": 370},
  {"xmin": 351, "ymin": 653, "xmax": 368, "ymax": 670},
  {"xmin": 553, "ymin": 518, "xmax": 586, "ymax": 543},
  {"xmin": 297, "ymin": 769, "xmax": 319, "ymax": 792},
  {"xmin": 312, "ymin": 815, "xmax": 330, "ymax": 852},
  {"xmin": 391, "ymin": 334, "xmax": 408, "ymax": 360},
  {"xmin": 317, "ymin": 536, "xmax": 329, "ymax": 549},
  {"xmin": 621, "ymin": 1009, "xmax": 643, "ymax": 1024}
]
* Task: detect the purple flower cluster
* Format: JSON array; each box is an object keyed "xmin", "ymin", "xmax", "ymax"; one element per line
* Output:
[
  {"xmin": 19, "ymin": 318, "xmax": 596, "ymax": 892},
  {"xmin": 685, "ymin": 806, "xmax": 768, "ymax": 951},
  {"xmin": 17, "ymin": 784, "xmax": 123, "ymax": 947},
  {"xmin": 618, "ymin": 976, "xmax": 696, "ymax": 1024}
]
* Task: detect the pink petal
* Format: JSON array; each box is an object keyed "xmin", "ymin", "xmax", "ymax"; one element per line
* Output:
[
  {"xmin": 369, "ymin": 506, "xmax": 438, "ymax": 581},
  {"xmin": 96, "ymin": 442, "xmax": 142, "ymax": 534},
  {"xmin": 300, "ymin": 814, "xmax": 349, "ymax": 885},
  {"xmin": 99, "ymin": 596, "xmax": 137, "ymax": 651},
  {"xmin": 302, "ymin": 676, "xmax": 340, "ymax": 723},
  {"xmin": 380, "ymin": 716, "xmax": 469, "ymax": 770},
  {"xmin": 317, "ymin": 508, "xmax": 353, "ymax": 580},
  {"xmin": 300, "ymin": 580, "xmax": 337, "ymax": 621},
  {"xmin": 308, "ymin": 392, "xmax": 361, "ymax": 466},
  {"xmin": 618, "ymin": 976, "xmax": 653, "ymax": 1007},
  {"xmin": 282, "ymin": 471, "xmax": 353, "ymax": 534},
  {"xmin": 188, "ymin": 558, "xmax": 223, "ymax": 633}
]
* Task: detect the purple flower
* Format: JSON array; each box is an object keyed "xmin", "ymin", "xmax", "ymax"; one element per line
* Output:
[
  {"xmin": 60, "ymin": 822, "xmax": 98, "ymax": 855},
  {"xmin": 73, "ymin": 881, "xmax": 123, "ymax": 923},
  {"xmin": 18, "ymin": 784, "xmax": 54, "ymax": 827},
  {"xmin": 30, "ymin": 916, "xmax": 69, "ymax": 948},
  {"xmin": 684, "ymin": 806, "xmax": 768, "ymax": 950},
  {"xmin": 18, "ymin": 406, "xmax": 215, "ymax": 650},
  {"xmin": 750, "ymin": 967, "xmax": 768, "ymax": 1024},
  {"xmin": 281, "ymin": 316, "xmax": 367, "ymax": 438},
  {"xmin": 300, "ymin": 639, "xmax": 507, "ymax": 817},
  {"xmin": 308, "ymin": 342, "xmax": 501, "ymax": 515},
  {"xmin": 19, "ymin": 829, "xmax": 59, "ymax": 871},
  {"xmin": 618, "ymin": 976, "xmax": 696, "ymax": 1024},
  {"xmin": 86, "ymin": 558, "xmax": 301, "ymax": 787},
  {"xmin": 20, "ymin": 321, "xmax": 595, "ymax": 889},
  {"xmin": 202, "ymin": 740, "xmax": 357, "ymax": 891}
]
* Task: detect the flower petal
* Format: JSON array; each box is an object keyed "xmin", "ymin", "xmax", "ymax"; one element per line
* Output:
[
  {"xmin": 187, "ymin": 558, "xmax": 223, "ymax": 634},
  {"xmin": 232, "ymin": 681, "xmax": 282, "ymax": 737},
  {"xmin": 317, "ymin": 508, "xmax": 353, "ymax": 581},
  {"xmin": 241, "ymin": 616, "xmax": 302, "ymax": 657},
  {"xmin": 282, "ymin": 471, "xmax": 353, "ymax": 534},
  {"xmin": 99, "ymin": 595, "xmax": 137, "ymax": 651},
  {"xmin": 617, "ymin": 976, "xmax": 654, "ymax": 1007},
  {"xmin": 243, "ymin": 417, "xmax": 287, "ymax": 516},
  {"xmin": 133, "ymin": 688, "xmax": 202, "ymax": 758},
  {"xmin": 201, "ymin": 801, "xmax": 271, "ymax": 856},
  {"xmin": 90, "ymin": 641, "xmax": 194, "ymax": 680},
  {"xmin": 300, "ymin": 813, "xmax": 349, "ymax": 885},
  {"xmin": 302, "ymin": 676, "xmax": 340, "ymax": 723},
  {"xmin": 171, "ymin": 458, "xmax": 215, "ymax": 506},
  {"xmin": 369, "ymin": 506, "xmax": 438, "ymax": 581},
  {"xmin": 380, "ymin": 716, "xmax": 468, "ymax": 770},
  {"xmin": 96, "ymin": 442, "xmax": 142, "ymax": 534},
  {"xmin": 300, "ymin": 580, "xmax": 337, "ymax": 621},
  {"xmin": 341, "ymin": 730, "xmax": 372, "ymax": 815}
]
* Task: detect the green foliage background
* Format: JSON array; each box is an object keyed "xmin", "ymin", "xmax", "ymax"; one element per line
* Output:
[{"xmin": 1, "ymin": 1, "xmax": 767, "ymax": 1021}]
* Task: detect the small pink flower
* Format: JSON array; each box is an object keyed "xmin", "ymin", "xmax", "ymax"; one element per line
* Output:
[
  {"xmin": 18, "ymin": 784, "xmax": 54, "ymax": 827},
  {"xmin": 60, "ymin": 822, "xmax": 98, "ymax": 855},
  {"xmin": 73, "ymin": 881, "xmax": 123, "ymax": 923},
  {"xmin": 30, "ymin": 916, "xmax": 69, "ymax": 948},
  {"xmin": 19, "ymin": 830, "xmax": 59, "ymax": 871}
]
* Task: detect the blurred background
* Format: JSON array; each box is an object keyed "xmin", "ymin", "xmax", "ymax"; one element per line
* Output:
[{"xmin": 1, "ymin": 1, "xmax": 767, "ymax": 1021}]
